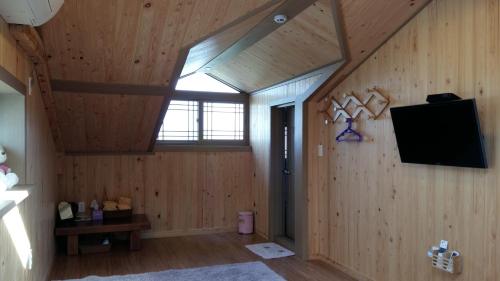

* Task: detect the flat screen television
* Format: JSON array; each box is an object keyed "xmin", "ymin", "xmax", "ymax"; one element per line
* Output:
[{"xmin": 390, "ymin": 99, "xmax": 487, "ymax": 168}]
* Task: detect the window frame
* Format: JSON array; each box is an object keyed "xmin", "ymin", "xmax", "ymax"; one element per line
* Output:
[
  {"xmin": 156, "ymin": 90, "xmax": 249, "ymax": 147},
  {"xmin": 157, "ymin": 99, "xmax": 200, "ymax": 143}
]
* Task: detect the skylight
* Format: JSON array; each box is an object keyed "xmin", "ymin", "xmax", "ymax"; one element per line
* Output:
[{"xmin": 175, "ymin": 73, "xmax": 239, "ymax": 93}]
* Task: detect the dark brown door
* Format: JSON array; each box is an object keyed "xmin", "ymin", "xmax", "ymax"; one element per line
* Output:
[{"xmin": 281, "ymin": 106, "xmax": 295, "ymax": 240}]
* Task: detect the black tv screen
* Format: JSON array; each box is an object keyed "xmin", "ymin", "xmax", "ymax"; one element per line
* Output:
[{"xmin": 390, "ymin": 99, "xmax": 487, "ymax": 168}]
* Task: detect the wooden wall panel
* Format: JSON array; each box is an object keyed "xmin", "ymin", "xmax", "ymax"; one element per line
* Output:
[
  {"xmin": 53, "ymin": 93, "xmax": 163, "ymax": 153},
  {"xmin": 58, "ymin": 151, "xmax": 253, "ymax": 237},
  {"xmin": 0, "ymin": 19, "xmax": 58, "ymax": 281},
  {"xmin": 250, "ymin": 75, "xmax": 322, "ymax": 237},
  {"xmin": 308, "ymin": 0, "xmax": 500, "ymax": 280}
]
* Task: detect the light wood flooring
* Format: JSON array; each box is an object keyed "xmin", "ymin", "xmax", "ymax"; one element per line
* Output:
[{"xmin": 49, "ymin": 233, "xmax": 355, "ymax": 281}]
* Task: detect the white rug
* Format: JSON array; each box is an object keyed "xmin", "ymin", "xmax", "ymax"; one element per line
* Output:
[
  {"xmin": 245, "ymin": 243, "xmax": 295, "ymax": 259},
  {"xmin": 58, "ymin": 261, "xmax": 285, "ymax": 281}
]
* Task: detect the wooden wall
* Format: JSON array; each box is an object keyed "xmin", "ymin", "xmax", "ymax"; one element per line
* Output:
[
  {"xmin": 250, "ymin": 75, "xmax": 321, "ymax": 237},
  {"xmin": 0, "ymin": 19, "xmax": 58, "ymax": 281},
  {"xmin": 308, "ymin": 0, "xmax": 500, "ymax": 280},
  {"xmin": 58, "ymin": 151, "xmax": 253, "ymax": 237}
]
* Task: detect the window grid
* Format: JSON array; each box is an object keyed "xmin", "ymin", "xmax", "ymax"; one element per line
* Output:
[
  {"xmin": 203, "ymin": 102, "xmax": 244, "ymax": 140},
  {"xmin": 157, "ymin": 100, "xmax": 199, "ymax": 141}
]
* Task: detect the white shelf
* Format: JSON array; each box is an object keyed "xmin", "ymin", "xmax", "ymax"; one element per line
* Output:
[
  {"xmin": 0, "ymin": 200, "xmax": 16, "ymax": 218},
  {"xmin": 0, "ymin": 185, "xmax": 33, "ymax": 219}
]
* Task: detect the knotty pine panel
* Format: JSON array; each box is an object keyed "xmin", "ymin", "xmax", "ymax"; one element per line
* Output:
[
  {"xmin": 308, "ymin": 0, "xmax": 500, "ymax": 280},
  {"xmin": 58, "ymin": 151, "xmax": 253, "ymax": 237},
  {"xmin": 0, "ymin": 18, "xmax": 58, "ymax": 281}
]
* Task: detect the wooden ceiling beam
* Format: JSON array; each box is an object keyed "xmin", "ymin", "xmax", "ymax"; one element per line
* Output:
[
  {"xmin": 146, "ymin": 48, "xmax": 189, "ymax": 152},
  {"xmin": 10, "ymin": 24, "xmax": 64, "ymax": 152},
  {"xmin": 200, "ymin": 0, "xmax": 318, "ymax": 73},
  {"xmin": 51, "ymin": 80, "xmax": 168, "ymax": 96}
]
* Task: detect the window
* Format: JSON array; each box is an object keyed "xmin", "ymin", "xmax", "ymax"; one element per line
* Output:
[
  {"xmin": 157, "ymin": 100, "xmax": 198, "ymax": 141},
  {"xmin": 157, "ymin": 99, "xmax": 247, "ymax": 144},
  {"xmin": 203, "ymin": 102, "xmax": 244, "ymax": 140},
  {"xmin": 175, "ymin": 73, "xmax": 239, "ymax": 93}
]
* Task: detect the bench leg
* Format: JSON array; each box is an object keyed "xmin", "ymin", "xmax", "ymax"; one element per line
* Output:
[
  {"xmin": 67, "ymin": 235, "xmax": 79, "ymax": 256},
  {"xmin": 130, "ymin": 230, "xmax": 141, "ymax": 250}
]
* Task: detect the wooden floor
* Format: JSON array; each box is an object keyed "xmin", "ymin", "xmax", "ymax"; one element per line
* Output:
[{"xmin": 49, "ymin": 233, "xmax": 355, "ymax": 281}]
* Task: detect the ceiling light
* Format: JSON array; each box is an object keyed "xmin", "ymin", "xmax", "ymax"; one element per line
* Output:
[{"xmin": 273, "ymin": 14, "xmax": 287, "ymax": 24}]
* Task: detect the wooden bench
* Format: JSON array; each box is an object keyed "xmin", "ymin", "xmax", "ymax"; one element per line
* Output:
[{"xmin": 55, "ymin": 214, "xmax": 151, "ymax": 255}]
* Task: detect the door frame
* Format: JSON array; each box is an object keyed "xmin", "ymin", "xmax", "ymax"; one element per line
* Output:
[{"xmin": 267, "ymin": 63, "xmax": 341, "ymax": 259}]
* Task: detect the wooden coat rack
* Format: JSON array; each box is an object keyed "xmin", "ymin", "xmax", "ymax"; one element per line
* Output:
[{"xmin": 319, "ymin": 87, "xmax": 390, "ymax": 124}]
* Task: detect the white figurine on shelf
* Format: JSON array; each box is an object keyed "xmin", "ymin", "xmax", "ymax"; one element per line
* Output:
[{"xmin": 0, "ymin": 145, "xmax": 19, "ymax": 192}]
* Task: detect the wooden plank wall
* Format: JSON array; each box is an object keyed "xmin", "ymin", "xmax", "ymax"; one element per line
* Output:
[
  {"xmin": 0, "ymin": 19, "xmax": 58, "ymax": 281},
  {"xmin": 58, "ymin": 151, "xmax": 253, "ymax": 237},
  {"xmin": 308, "ymin": 0, "xmax": 500, "ymax": 280},
  {"xmin": 250, "ymin": 75, "xmax": 321, "ymax": 237}
]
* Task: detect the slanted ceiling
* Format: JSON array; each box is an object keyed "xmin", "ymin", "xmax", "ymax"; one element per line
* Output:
[
  {"xmin": 39, "ymin": 0, "xmax": 271, "ymax": 153},
  {"xmin": 35, "ymin": 0, "xmax": 431, "ymax": 153},
  {"xmin": 208, "ymin": 0, "xmax": 343, "ymax": 92},
  {"xmin": 180, "ymin": 0, "xmax": 286, "ymax": 77}
]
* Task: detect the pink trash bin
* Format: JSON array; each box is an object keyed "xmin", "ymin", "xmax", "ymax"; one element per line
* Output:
[{"xmin": 238, "ymin": 211, "xmax": 254, "ymax": 234}]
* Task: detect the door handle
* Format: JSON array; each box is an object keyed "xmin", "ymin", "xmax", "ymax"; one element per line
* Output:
[{"xmin": 282, "ymin": 169, "xmax": 291, "ymax": 175}]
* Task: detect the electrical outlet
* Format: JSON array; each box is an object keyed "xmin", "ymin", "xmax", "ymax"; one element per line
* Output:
[{"xmin": 318, "ymin": 144, "xmax": 324, "ymax": 157}]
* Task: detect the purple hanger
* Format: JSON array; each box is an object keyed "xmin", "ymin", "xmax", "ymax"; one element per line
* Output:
[{"xmin": 336, "ymin": 118, "xmax": 363, "ymax": 142}]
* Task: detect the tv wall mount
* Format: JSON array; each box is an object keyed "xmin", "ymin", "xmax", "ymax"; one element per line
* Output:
[{"xmin": 426, "ymin": 93, "xmax": 462, "ymax": 103}]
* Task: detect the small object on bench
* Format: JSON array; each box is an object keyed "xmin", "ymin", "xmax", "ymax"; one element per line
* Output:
[
  {"xmin": 103, "ymin": 200, "xmax": 118, "ymax": 211},
  {"xmin": 55, "ymin": 214, "xmax": 151, "ymax": 256},
  {"xmin": 118, "ymin": 196, "xmax": 132, "ymax": 207},
  {"xmin": 102, "ymin": 197, "xmax": 132, "ymax": 219},
  {"xmin": 58, "ymin": 201, "xmax": 73, "ymax": 220},
  {"xmin": 92, "ymin": 209, "xmax": 103, "ymax": 221},
  {"xmin": 103, "ymin": 209, "xmax": 132, "ymax": 220},
  {"xmin": 90, "ymin": 199, "xmax": 103, "ymax": 221}
]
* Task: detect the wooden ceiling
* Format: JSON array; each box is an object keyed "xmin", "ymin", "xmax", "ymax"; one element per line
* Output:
[
  {"xmin": 32, "ymin": 0, "xmax": 431, "ymax": 153},
  {"xmin": 40, "ymin": 0, "xmax": 272, "ymax": 85},
  {"xmin": 209, "ymin": 0, "xmax": 343, "ymax": 92},
  {"xmin": 180, "ymin": 0, "xmax": 285, "ymax": 77},
  {"xmin": 52, "ymin": 93, "xmax": 163, "ymax": 152},
  {"xmin": 312, "ymin": 0, "xmax": 432, "ymax": 101},
  {"xmin": 38, "ymin": 0, "xmax": 272, "ymax": 153}
]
